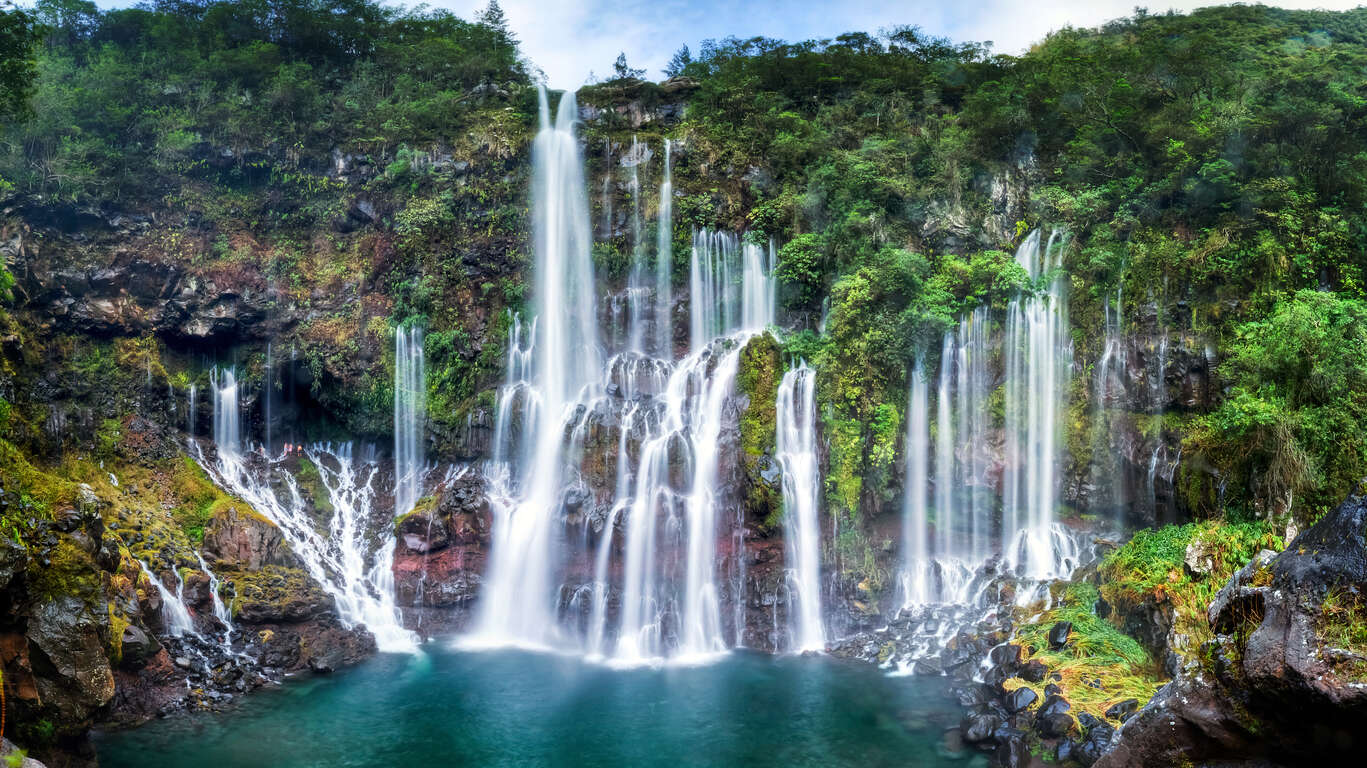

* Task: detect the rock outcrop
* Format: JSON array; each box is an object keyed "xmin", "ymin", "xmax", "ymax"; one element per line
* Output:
[{"xmin": 1100, "ymin": 490, "xmax": 1367, "ymax": 767}]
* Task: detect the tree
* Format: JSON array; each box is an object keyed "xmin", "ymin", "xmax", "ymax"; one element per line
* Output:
[
  {"xmin": 0, "ymin": 1, "xmax": 38, "ymax": 121},
  {"xmin": 478, "ymin": 0, "xmax": 509, "ymax": 35},
  {"xmin": 612, "ymin": 51, "xmax": 644, "ymax": 81},
  {"xmin": 663, "ymin": 44, "xmax": 691, "ymax": 78}
]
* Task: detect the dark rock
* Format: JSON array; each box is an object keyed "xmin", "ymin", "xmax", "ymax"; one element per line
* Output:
[
  {"xmin": 990, "ymin": 643, "xmax": 1023, "ymax": 672},
  {"xmin": 1047, "ymin": 621, "xmax": 1072, "ymax": 649},
  {"xmin": 1005, "ymin": 686, "xmax": 1038, "ymax": 713},
  {"xmin": 1038, "ymin": 694, "xmax": 1071, "ymax": 718},
  {"xmin": 1043, "ymin": 683, "xmax": 1062, "ymax": 697},
  {"xmin": 1036, "ymin": 711, "xmax": 1075, "ymax": 739},
  {"xmin": 993, "ymin": 734, "xmax": 1031, "ymax": 768},
  {"xmin": 118, "ymin": 625, "xmax": 161, "ymax": 669},
  {"xmin": 1104, "ymin": 698, "xmax": 1139, "ymax": 722},
  {"xmin": 1018, "ymin": 658, "xmax": 1047, "ymax": 682},
  {"xmin": 202, "ymin": 503, "xmax": 293, "ymax": 569},
  {"xmin": 962, "ymin": 711, "xmax": 1004, "ymax": 743}
]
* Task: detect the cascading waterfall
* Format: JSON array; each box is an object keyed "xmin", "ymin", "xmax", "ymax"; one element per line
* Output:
[
  {"xmin": 200, "ymin": 371, "xmax": 417, "ymax": 652},
  {"xmin": 195, "ymin": 551, "xmax": 235, "ymax": 649},
  {"xmin": 1093, "ymin": 287, "xmax": 1129, "ymax": 520},
  {"xmin": 137, "ymin": 559, "xmax": 198, "ymax": 638},
  {"xmin": 897, "ymin": 229, "xmax": 1079, "ymax": 616},
  {"xmin": 654, "ymin": 139, "xmax": 673, "ymax": 357},
  {"xmin": 900, "ymin": 357, "xmax": 931, "ymax": 607},
  {"xmin": 475, "ymin": 91, "xmax": 778, "ymax": 660},
  {"xmin": 776, "ymin": 363, "xmax": 824, "ymax": 652},
  {"xmin": 689, "ymin": 230, "xmax": 776, "ymax": 353},
  {"xmin": 475, "ymin": 86, "xmax": 602, "ymax": 645},
  {"xmin": 1002, "ymin": 230, "xmax": 1074, "ymax": 579},
  {"xmin": 394, "ymin": 323, "xmax": 426, "ymax": 517}
]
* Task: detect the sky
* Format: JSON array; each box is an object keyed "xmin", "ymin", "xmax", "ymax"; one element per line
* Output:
[
  {"xmin": 430, "ymin": 0, "xmax": 1365, "ymax": 87},
  {"xmin": 90, "ymin": 1, "xmax": 1366, "ymax": 88}
]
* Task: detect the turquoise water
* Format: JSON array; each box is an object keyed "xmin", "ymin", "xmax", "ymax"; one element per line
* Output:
[{"xmin": 96, "ymin": 648, "xmax": 980, "ymax": 768}]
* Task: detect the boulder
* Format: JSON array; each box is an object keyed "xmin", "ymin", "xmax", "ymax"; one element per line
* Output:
[
  {"xmin": 1005, "ymin": 686, "xmax": 1038, "ymax": 713},
  {"xmin": 202, "ymin": 503, "xmax": 293, "ymax": 569},
  {"xmin": 1047, "ymin": 621, "xmax": 1072, "ymax": 649}
]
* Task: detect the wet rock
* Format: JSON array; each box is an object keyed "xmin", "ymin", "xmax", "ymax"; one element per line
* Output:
[
  {"xmin": 993, "ymin": 735, "xmax": 1031, "ymax": 768},
  {"xmin": 962, "ymin": 710, "xmax": 1005, "ymax": 743},
  {"xmin": 990, "ymin": 643, "xmax": 1023, "ymax": 673},
  {"xmin": 118, "ymin": 625, "xmax": 161, "ymax": 669},
  {"xmin": 25, "ymin": 595, "xmax": 116, "ymax": 725},
  {"xmin": 1005, "ymin": 686, "xmax": 1038, "ymax": 713},
  {"xmin": 1047, "ymin": 621, "xmax": 1072, "ymax": 649},
  {"xmin": 1037, "ymin": 694, "xmax": 1071, "ymax": 718},
  {"xmin": 1036, "ymin": 711, "xmax": 1074, "ymax": 739},
  {"xmin": 1, "ymin": 739, "xmax": 47, "ymax": 768},
  {"xmin": 1018, "ymin": 658, "xmax": 1047, "ymax": 682},
  {"xmin": 1104, "ymin": 698, "xmax": 1139, "ymax": 722}
]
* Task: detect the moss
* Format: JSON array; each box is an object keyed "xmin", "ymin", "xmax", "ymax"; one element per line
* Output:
[
  {"xmin": 736, "ymin": 332, "xmax": 781, "ymax": 458},
  {"xmin": 294, "ymin": 456, "xmax": 335, "ymax": 517},
  {"xmin": 394, "ymin": 493, "xmax": 439, "ymax": 531},
  {"xmin": 1319, "ymin": 587, "xmax": 1367, "ymax": 681},
  {"xmin": 29, "ymin": 536, "xmax": 101, "ymax": 604}
]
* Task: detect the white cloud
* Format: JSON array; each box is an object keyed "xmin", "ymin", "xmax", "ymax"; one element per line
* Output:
[{"xmin": 434, "ymin": 1, "xmax": 1365, "ymax": 89}]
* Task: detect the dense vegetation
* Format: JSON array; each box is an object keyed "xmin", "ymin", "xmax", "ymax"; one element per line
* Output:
[
  {"xmin": 656, "ymin": 5, "xmax": 1367, "ymax": 545},
  {"xmin": 2, "ymin": 0, "xmax": 1365, "ymax": 603}
]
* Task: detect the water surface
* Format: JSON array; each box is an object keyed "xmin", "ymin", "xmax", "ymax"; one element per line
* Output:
[{"xmin": 98, "ymin": 648, "xmax": 979, "ymax": 767}]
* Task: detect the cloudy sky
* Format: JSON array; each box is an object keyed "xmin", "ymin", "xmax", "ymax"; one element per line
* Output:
[
  {"xmin": 90, "ymin": 1, "xmax": 1364, "ymax": 88},
  {"xmin": 428, "ymin": 1, "xmax": 1363, "ymax": 87}
]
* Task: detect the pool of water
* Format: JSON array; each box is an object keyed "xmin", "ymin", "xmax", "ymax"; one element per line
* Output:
[{"xmin": 96, "ymin": 647, "xmax": 982, "ymax": 767}]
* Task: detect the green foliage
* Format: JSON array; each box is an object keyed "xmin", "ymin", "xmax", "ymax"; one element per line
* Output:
[
  {"xmin": 0, "ymin": 0, "xmax": 38, "ymax": 120},
  {"xmin": 1186, "ymin": 291, "xmax": 1367, "ymax": 522}
]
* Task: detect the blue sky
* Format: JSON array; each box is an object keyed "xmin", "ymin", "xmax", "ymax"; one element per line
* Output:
[{"xmin": 91, "ymin": 1, "xmax": 1365, "ymax": 88}]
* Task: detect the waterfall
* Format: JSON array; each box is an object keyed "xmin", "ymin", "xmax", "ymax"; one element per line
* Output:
[
  {"xmin": 195, "ymin": 551, "xmax": 235, "ymax": 649},
  {"xmin": 137, "ymin": 559, "xmax": 198, "ymax": 638},
  {"xmin": 688, "ymin": 230, "xmax": 776, "ymax": 352},
  {"xmin": 394, "ymin": 323, "xmax": 426, "ymax": 517},
  {"xmin": 472, "ymin": 88, "xmax": 784, "ymax": 662},
  {"xmin": 625, "ymin": 135, "xmax": 649, "ymax": 354},
  {"xmin": 200, "ymin": 372, "xmax": 417, "ymax": 652},
  {"xmin": 900, "ymin": 356, "xmax": 931, "ymax": 607},
  {"xmin": 1002, "ymin": 230, "xmax": 1074, "ymax": 579},
  {"xmin": 776, "ymin": 363, "xmax": 824, "ymax": 652},
  {"xmin": 187, "ymin": 383, "xmax": 197, "ymax": 444},
  {"xmin": 476, "ymin": 86, "xmax": 601, "ymax": 645},
  {"xmin": 654, "ymin": 139, "xmax": 673, "ymax": 357},
  {"xmin": 1093, "ymin": 287, "xmax": 1128, "ymax": 521}
]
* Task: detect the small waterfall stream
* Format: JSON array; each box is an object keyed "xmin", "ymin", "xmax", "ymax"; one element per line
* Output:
[
  {"xmin": 200, "ymin": 369, "xmax": 417, "ymax": 652},
  {"xmin": 394, "ymin": 323, "xmax": 426, "ymax": 517},
  {"xmin": 776, "ymin": 362, "xmax": 824, "ymax": 652}
]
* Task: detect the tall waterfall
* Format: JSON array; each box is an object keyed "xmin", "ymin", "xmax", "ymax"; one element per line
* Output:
[
  {"xmin": 899, "ymin": 229, "xmax": 1079, "ymax": 609},
  {"xmin": 654, "ymin": 139, "xmax": 673, "ymax": 357},
  {"xmin": 476, "ymin": 86, "xmax": 602, "ymax": 645},
  {"xmin": 776, "ymin": 363, "xmax": 824, "ymax": 652},
  {"xmin": 900, "ymin": 357, "xmax": 931, "ymax": 607},
  {"xmin": 394, "ymin": 324, "xmax": 426, "ymax": 517},
  {"xmin": 474, "ymin": 91, "xmax": 778, "ymax": 660},
  {"xmin": 201, "ymin": 371, "xmax": 417, "ymax": 652},
  {"xmin": 1002, "ymin": 230, "xmax": 1073, "ymax": 579}
]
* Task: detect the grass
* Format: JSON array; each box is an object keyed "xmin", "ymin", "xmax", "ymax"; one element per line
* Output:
[
  {"xmin": 1008, "ymin": 582, "xmax": 1166, "ymax": 729},
  {"xmin": 1100, "ymin": 520, "xmax": 1284, "ymax": 653}
]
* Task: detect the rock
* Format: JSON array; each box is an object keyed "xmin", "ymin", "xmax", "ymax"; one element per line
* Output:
[
  {"xmin": 990, "ymin": 643, "xmax": 1023, "ymax": 673},
  {"xmin": 174, "ymin": 656, "xmax": 192, "ymax": 669},
  {"xmin": 1005, "ymin": 686, "xmax": 1038, "ymax": 713},
  {"xmin": 1043, "ymin": 683, "xmax": 1062, "ymax": 697},
  {"xmin": 1037, "ymin": 694, "xmax": 1071, "ymax": 718},
  {"xmin": 1183, "ymin": 536, "xmax": 1218, "ymax": 575},
  {"xmin": 25, "ymin": 595, "xmax": 116, "ymax": 725},
  {"xmin": 962, "ymin": 710, "xmax": 1005, "ymax": 743},
  {"xmin": 1, "ymin": 739, "xmax": 47, "ymax": 768},
  {"xmin": 1036, "ymin": 711, "xmax": 1074, "ymax": 739},
  {"xmin": 1018, "ymin": 658, "xmax": 1047, "ymax": 683},
  {"xmin": 202, "ymin": 503, "xmax": 293, "ymax": 569},
  {"xmin": 1047, "ymin": 621, "xmax": 1072, "ymax": 649},
  {"xmin": 1104, "ymin": 698, "xmax": 1139, "ymax": 722},
  {"xmin": 308, "ymin": 649, "xmax": 343, "ymax": 674},
  {"xmin": 993, "ymin": 734, "xmax": 1031, "ymax": 768},
  {"xmin": 1100, "ymin": 492, "xmax": 1367, "ymax": 766},
  {"xmin": 118, "ymin": 624, "xmax": 161, "ymax": 669}
]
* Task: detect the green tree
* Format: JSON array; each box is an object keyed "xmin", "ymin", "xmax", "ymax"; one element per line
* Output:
[{"xmin": 0, "ymin": 1, "xmax": 38, "ymax": 120}]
